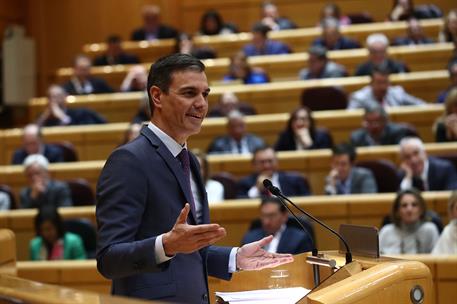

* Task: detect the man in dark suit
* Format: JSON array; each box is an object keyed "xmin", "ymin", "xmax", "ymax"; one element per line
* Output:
[
  {"xmin": 311, "ymin": 17, "xmax": 360, "ymax": 50},
  {"xmin": 62, "ymin": 55, "xmax": 114, "ymax": 95},
  {"xmin": 237, "ymin": 146, "xmax": 311, "ymax": 198},
  {"xmin": 243, "ymin": 23, "xmax": 290, "ymax": 56},
  {"xmin": 93, "ymin": 35, "xmax": 140, "ymax": 66},
  {"xmin": 399, "ymin": 137, "xmax": 457, "ymax": 191},
  {"xmin": 130, "ymin": 5, "xmax": 178, "ymax": 41},
  {"xmin": 325, "ymin": 143, "xmax": 378, "ymax": 195},
  {"xmin": 207, "ymin": 110, "xmax": 265, "ymax": 154},
  {"xmin": 350, "ymin": 104, "xmax": 415, "ymax": 147},
  {"xmin": 12, "ymin": 124, "xmax": 64, "ymax": 165},
  {"xmin": 96, "ymin": 54, "xmax": 293, "ymax": 303},
  {"xmin": 242, "ymin": 197, "xmax": 313, "ymax": 254}
]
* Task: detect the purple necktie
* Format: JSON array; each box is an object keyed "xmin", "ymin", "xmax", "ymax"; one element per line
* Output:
[{"xmin": 177, "ymin": 149, "xmax": 197, "ymax": 218}]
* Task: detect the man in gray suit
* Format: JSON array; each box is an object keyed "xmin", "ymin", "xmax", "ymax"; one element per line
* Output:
[
  {"xmin": 325, "ymin": 143, "xmax": 377, "ymax": 194},
  {"xmin": 207, "ymin": 110, "xmax": 265, "ymax": 154}
]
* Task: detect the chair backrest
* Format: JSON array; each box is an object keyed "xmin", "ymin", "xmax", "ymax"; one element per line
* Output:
[
  {"xmin": 301, "ymin": 87, "xmax": 347, "ymax": 111},
  {"xmin": 49, "ymin": 141, "xmax": 78, "ymax": 162},
  {"xmin": 211, "ymin": 172, "xmax": 238, "ymax": 200},
  {"xmin": 347, "ymin": 12, "xmax": 373, "ymax": 24},
  {"xmin": 63, "ymin": 219, "xmax": 96, "ymax": 258},
  {"xmin": 0, "ymin": 184, "xmax": 17, "ymax": 210},
  {"xmin": 66, "ymin": 179, "xmax": 95, "ymax": 206},
  {"xmin": 356, "ymin": 159, "xmax": 399, "ymax": 193}
]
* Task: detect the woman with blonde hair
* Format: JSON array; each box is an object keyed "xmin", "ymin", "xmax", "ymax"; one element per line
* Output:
[
  {"xmin": 432, "ymin": 191, "xmax": 457, "ymax": 254},
  {"xmin": 435, "ymin": 87, "xmax": 457, "ymax": 142}
]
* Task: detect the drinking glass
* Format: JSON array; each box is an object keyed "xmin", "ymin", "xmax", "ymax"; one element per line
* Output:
[{"xmin": 268, "ymin": 269, "xmax": 290, "ymax": 289}]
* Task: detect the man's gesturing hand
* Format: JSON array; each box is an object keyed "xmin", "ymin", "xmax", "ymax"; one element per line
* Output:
[
  {"xmin": 236, "ymin": 235, "xmax": 294, "ymax": 271},
  {"xmin": 162, "ymin": 204, "xmax": 226, "ymax": 256}
]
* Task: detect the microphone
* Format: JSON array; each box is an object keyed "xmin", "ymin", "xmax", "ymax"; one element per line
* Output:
[{"xmin": 263, "ymin": 179, "xmax": 352, "ymax": 265}]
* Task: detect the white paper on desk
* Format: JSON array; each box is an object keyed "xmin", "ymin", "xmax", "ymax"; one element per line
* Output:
[{"xmin": 215, "ymin": 287, "xmax": 310, "ymax": 303}]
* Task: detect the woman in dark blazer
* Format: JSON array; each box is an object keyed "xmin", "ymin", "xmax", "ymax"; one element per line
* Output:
[{"xmin": 274, "ymin": 106, "xmax": 333, "ymax": 151}]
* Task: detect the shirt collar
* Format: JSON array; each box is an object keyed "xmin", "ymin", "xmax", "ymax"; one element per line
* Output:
[
  {"xmin": 147, "ymin": 122, "xmax": 186, "ymax": 157},
  {"xmin": 421, "ymin": 158, "xmax": 429, "ymax": 182}
]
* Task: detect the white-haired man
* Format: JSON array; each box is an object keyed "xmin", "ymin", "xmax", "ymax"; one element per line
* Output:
[
  {"xmin": 354, "ymin": 33, "xmax": 408, "ymax": 76},
  {"xmin": 398, "ymin": 137, "xmax": 457, "ymax": 191},
  {"xmin": 19, "ymin": 154, "xmax": 72, "ymax": 209}
]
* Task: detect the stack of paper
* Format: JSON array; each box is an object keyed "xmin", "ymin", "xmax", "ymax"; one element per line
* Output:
[{"xmin": 215, "ymin": 287, "xmax": 310, "ymax": 303}]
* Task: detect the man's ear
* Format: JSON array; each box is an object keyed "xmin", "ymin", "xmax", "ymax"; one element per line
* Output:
[{"xmin": 150, "ymin": 86, "xmax": 163, "ymax": 110}]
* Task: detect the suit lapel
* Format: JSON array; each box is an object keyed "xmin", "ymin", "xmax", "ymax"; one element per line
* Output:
[{"xmin": 140, "ymin": 127, "xmax": 197, "ymax": 224}]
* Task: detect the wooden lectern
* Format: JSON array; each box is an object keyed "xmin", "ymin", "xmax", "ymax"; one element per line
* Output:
[{"xmin": 210, "ymin": 251, "xmax": 434, "ymax": 304}]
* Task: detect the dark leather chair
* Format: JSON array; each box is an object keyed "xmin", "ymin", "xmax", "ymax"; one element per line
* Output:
[
  {"xmin": 301, "ymin": 87, "xmax": 347, "ymax": 111},
  {"xmin": 437, "ymin": 154, "xmax": 457, "ymax": 172},
  {"xmin": 66, "ymin": 179, "xmax": 95, "ymax": 206},
  {"xmin": 0, "ymin": 184, "xmax": 16, "ymax": 209},
  {"xmin": 50, "ymin": 141, "xmax": 78, "ymax": 162},
  {"xmin": 347, "ymin": 12, "xmax": 373, "ymax": 24},
  {"xmin": 64, "ymin": 219, "xmax": 96, "ymax": 258},
  {"xmin": 356, "ymin": 159, "xmax": 400, "ymax": 193},
  {"xmin": 211, "ymin": 172, "xmax": 238, "ymax": 200}
]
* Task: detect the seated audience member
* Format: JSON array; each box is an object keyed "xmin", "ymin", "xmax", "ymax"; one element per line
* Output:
[
  {"xmin": 241, "ymin": 197, "xmax": 313, "ymax": 254},
  {"xmin": 207, "ymin": 92, "xmax": 257, "ymax": 117},
  {"xmin": 432, "ymin": 191, "xmax": 457, "ymax": 254},
  {"xmin": 435, "ymin": 88, "xmax": 457, "ymax": 142},
  {"xmin": 312, "ymin": 18, "xmax": 360, "ymax": 50},
  {"xmin": 237, "ymin": 146, "xmax": 311, "ymax": 198},
  {"xmin": 325, "ymin": 143, "xmax": 377, "ymax": 195},
  {"xmin": 350, "ymin": 104, "xmax": 415, "ymax": 146},
  {"xmin": 122, "ymin": 123, "xmax": 142, "ymax": 145},
  {"xmin": 30, "ymin": 207, "xmax": 86, "ymax": 261},
  {"xmin": 298, "ymin": 46, "xmax": 347, "ymax": 80},
  {"xmin": 193, "ymin": 150, "xmax": 225, "ymax": 204},
  {"xmin": 223, "ymin": 51, "xmax": 269, "ymax": 84},
  {"xmin": 354, "ymin": 33, "xmax": 408, "ymax": 76},
  {"xmin": 198, "ymin": 9, "xmax": 237, "ymax": 36},
  {"xmin": 62, "ymin": 55, "xmax": 114, "ymax": 95},
  {"xmin": 393, "ymin": 18, "xmax": 433, "ymax": 46},
  {"xmin": 20, "ymin": 154, "xmax": 73, "ymax": 209},
  {"xmin": 175, "ymin": 32, "xmax": 216, "ymax": 60},
  {"xmin": 275, "ymin": 106, "xmax": 333, "ymax": 151},
  {"xmin": 260, "ymin": 1, "xmax": 297, "ymax": 31},
  {"xmin": 120, "ymin": 65, "xmax": 147, "ymax": 92},
  {"xmin": 93, "ymin": 35, "xmax": 140, "ymax": 66},
  {"xmin": 243, "ymin": 23, "xmax": 290, "ymax": 57},
  {"xmin": 379, "ymin": 188, "xmax": 439, "ymax": 254},
  {"xmin": 436, "ymin": 61, "xmax": 457, "ymax": 104},
  {"xmin": 439, "ymin": 9, "xmax": 457, "ymax": 43},
  {"xmin": 36, "ymin": 85, "xmax": 107, "ymax": 127},
  {"xmin": 319, "ymin": 3, "xmax": 351, "ymax": 26},
  {"xmin": 0, "ymin": 190, "xmax": 11, "ymax": 211},
  {"xmin": 207, "ymin": 110, "xmax": 265, "ymax": 154},
  {"xmin": 130, "ymin": 5, "xmax": 178, "ymax": 41},
  {"xmin": 389, "ymin": 0, "xmax": 442, "ymax": 21},
  {"xmin": 398, "ymin": 137, "xmax": 457, "ymax": 191},
  {"xmin": 12, "ymin": 124, "xmax": 64, "ymax": 165},
  {"xmin": 348, "ymin": 67, "xmax": 426, "ymax": 109}
]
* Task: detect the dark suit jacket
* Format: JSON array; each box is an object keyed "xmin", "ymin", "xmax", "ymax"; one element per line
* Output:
[
  {"xmin": 130, "ymin": 25, "xmax": 178, "ymax": 41},
  {"xmin": 96, "ymin": 126, "xmax": 232, "ymax": 302},
  {"xmin": 392, "ymin": 37, "xmax": 433, "ymax": 46},
  {"xmin": 243, "ymin": 40, "xmax": 290, "ymax": 56},
  {"xmin": 350, "ymin": 123, "xmax": 414, "ymax": 147},
  {"xmin": 354, "ymin": 59, "xmax": 408, "ymax": 76},
  {"xmin": 12, "ymin": 144, "xmax": 64, "ymax": 165},
  {"xmin": 93, "ymin": 53, "xmax": 140, "ymax": 66},
  {"xmin": 207, "ymin": 134, "xmax": 265, "ymax": 154},
  {"xmin": 349, "ymin": 167, "xmax": 378, "ymax": 193},
  {"xmin": 311, "ymin": 36, "xmax": 360, "ymax": 50},
  {"xmin": 274, "ymin": 128, "xmax": 333, "ymax": 151},
  {"xmin": 42, "ymin": 108, "xmax": 107, "ymax": 127},
  {"xmin": 398, "ymin": 157, "xmax": 457, "ymax": 191},
  {"xmin": 62, "ymin": 77, "xmax": 114, "ymax": 95},
  {"xmin": 241, "ymin": 226, "xmax": 313, "ymax": 254},
  {"xmin": 237, "ymin": 172, "xmax": 311, "ymax": 198},
  {"xmin": 20, "ymin": 180, "xmax": 72, "ymax": 209}
]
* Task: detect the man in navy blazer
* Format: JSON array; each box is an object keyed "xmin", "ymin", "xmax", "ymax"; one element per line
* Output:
[
  {"xmin": 237, "ymin": 146, "xmax": 311, "ymax": 198},
  {"xmin": 243, "ymin": 23, "xmax": 290, "ymax": 56},
  {"xmin": 96, "ymin": 54, "xmax": 293, "ymax": 303},
  {"xmin": 130, "ymin": 5, "xmax": 178, "ymax": 41},
  {"xmin": 242, "ymin": 197, "xmax": 313, "ymax": 254},
  {"xmin": 398, "ymin": 137, "xmax": 457, "ymax": 191}
]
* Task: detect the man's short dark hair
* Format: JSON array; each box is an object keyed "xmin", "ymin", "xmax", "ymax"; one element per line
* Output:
[
  {"xmin": 147, "ymin": 53, "xmax": 205, "ymax": 114},
  {"xmin": 332, "ymin": 142, "xmax": 356, "ymax": 163},
  {"xmin": 363, "ymin": 103, "xmax": 388, "ymax": 120},
  {"xmin": 308, "ymin": 45, "xmax": 327, "ymax": 60},
  {"xmin": 260, "ymin": 196, "xmax": 286, "ymax": 213},
  {"xmin": 107, "ymin": 35, "xmax": 122, "ymax": 44},
  {"xmin": 252, "ymin": 22, "xmax": 271, "ymax": 37},
  {"xmin": 370, "ymin": 66, "xmax": 391, "ymax": 78},
  {"xmin": 252, "ymin": 144, "xmax": 274, "ymax": 162}
]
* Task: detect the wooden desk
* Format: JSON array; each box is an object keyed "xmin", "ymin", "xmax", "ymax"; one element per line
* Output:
[
  {"xmin": 1, "ymin": 192, "xmax": 450, "ymax": 261},
  {"xmin": 82, "ymin": 19, "xmax": 443, "ymax": 62},
  {"xmin": 2, "ymin": 105, "xmax": 443, "ymax": 165},
  {"xmin": 60, "ymin": 43, "xmax": 453, "ymax": 88},
  {"xmin": 0, "ymin": 229, "xmax": 16, "ymax": 276},
  {"xmin": 29, "ymin": 70, "xmax": 448, "ymax": 122}
]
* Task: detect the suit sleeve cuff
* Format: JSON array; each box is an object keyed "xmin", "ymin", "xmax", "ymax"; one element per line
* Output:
[
  {"xmin": 228, "ymin": 247, "xmax": 239, "ymax": 273},
  {"xmin": 155, "ymin": 234, "xmax": 174, "ymax": 264}
]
